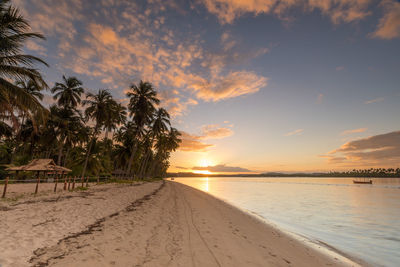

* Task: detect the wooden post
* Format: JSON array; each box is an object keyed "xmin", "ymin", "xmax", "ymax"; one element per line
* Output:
[
  {"xmin": 85, "ymin": 176, "xmax": 89, "ymax": 187},
  {"xmin": 54, "ymin": 172, "xmax": 59, "ymax": 193},
  {"xmin": 72, "ymin": 176, "xmax": 76, "ymax": 189},
  {"xmin": 63, "ymin": 172, "xmax": 67, "ymax": 190},
  {"xmin": 34, "ymin": 171, "xmax": 40, "ymax": 195},
  {"xmin": 81, "ymin": 175, "xmax": 84, "ymax": 187},
  {"xmin": 68, "ymin": 176, "xmax": 71, "ymax": 190},
  {"xmin": 2, "ymin": 176, "xmax": 9, "ymax": 198}
]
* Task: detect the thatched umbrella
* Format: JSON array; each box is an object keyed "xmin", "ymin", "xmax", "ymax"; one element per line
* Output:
[{"xmin": 6, "ymin": 159, "xmax": 71, "ymax": 195}]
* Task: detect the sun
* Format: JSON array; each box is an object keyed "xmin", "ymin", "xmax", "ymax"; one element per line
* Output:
[{"xmin": 198, "ymin": 158, "xmax": 214, "ymax": 167}]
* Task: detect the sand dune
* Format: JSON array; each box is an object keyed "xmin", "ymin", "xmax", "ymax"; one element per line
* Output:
[{"xmin": 1, "ymin": 181, "xmax": 361, "ymax": 266}]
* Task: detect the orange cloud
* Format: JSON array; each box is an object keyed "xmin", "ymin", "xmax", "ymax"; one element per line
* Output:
[
  {"xmin": 178, "ymin": 123, "xmax": 234, "ymax": 152},
  {"xmin": 179, "ymin": 131, "xmax": 214, "ymax": 152},
  {"xmin": 201, "ymin": 0, "xmax": 371, "ymax": 24},
  {"xmin": 16, "ymin": 0, "xmax": 269, "ymax": 113},
  {"xmin": 190, "ymin": 71, "xmax": 268, "ymax": 101},
  {"xmin": 200, "ymin": 124, "xmax": 234, "ymax": 139},
  {"xmin": 371, "ymin": 0, "xmax": 400, "ymax": 39},
  {"xmin": 159, "ymin": 90, "xmax": 198, "ymax": 117},
  {"xmin": 285, "ymin": 129, "xmax": 304, "ymax": 136},
  {"xmin": 324, "ymin": 131, "xmax": 400, "ymax": 166},
  {"xmin": 341, "ymin": 128, "xmax": 368, "ymax": 136},
  {"xmin": 365, "ymin": 97, "xmax": 384, "ymax": 104}
]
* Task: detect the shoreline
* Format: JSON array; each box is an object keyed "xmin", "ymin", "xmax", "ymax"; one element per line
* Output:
[
  {"xmin": 172, "ymin": 181, "xmax": 366, "ymax": 267},
  {"xmin": 1, "ymin": 180, "xmax": 365, "ymax": 266}
]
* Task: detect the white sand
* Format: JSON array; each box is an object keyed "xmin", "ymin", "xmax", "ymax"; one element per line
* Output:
[
  {"xmin": 0, "ymin": 181, "xmax": 161, "ymax": 267},
  {"xmin": 1, "ymin": 181, "xmax": 363, "ymax": 267}
]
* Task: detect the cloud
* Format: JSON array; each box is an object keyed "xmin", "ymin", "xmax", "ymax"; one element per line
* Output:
[
  {"xmin": 193, "ymin": 164, "xmax": 252, "ymax": 172},
  {"xmin": 159, "ymin": 90, "xmax": 198, "ymax": 117},
  {"xmin": 175, "ymin": 166, "xmax": 188, "ymax": 170},
  {"xmin": 323, "ymin": 131, "xmax": 400, "ymax": 165},
  {"xmin": 341, "ymin": 128, "xmax": 368, "ymax": 136},
  {"xmin": 316, "ymin": 93, "xmax": 324, "ymax": 104},
  {"xmin": 16, "ymin": 0, "xmax": 268, "ymax": 117},
  {"xmin": 365, "ymin": 97, "xmax": 384, "ymax": 104},
  {"xmin": 178, "ymin": 131, "xmax": 215, "ymax": 152},
  {"xmin": 14, "ymin": 0, "xmax": 83, "ymax": 54},
  {"xmin": 200, "ymin": 0, "xmax": 371, "ymax": 25},
  {"xmin": 25, "ymin": 40, "xmax": 47, "ymax": 55},
  {"xmin": 178, "ymin": 123, "xmax": 234, "ymax": 152},
  {"xmin": 371, "ymin": 0, "xmax": 400, "ymax": 39},
  {"xmin": 190, "ymin": 71, "xmax": 268, "ymax": 101},
  {"xmin": 285, "ymin": 129, "xmax": 304, "ymax": 136},
  {"xmin": 200, "ymin": 124, "xmax": 234, "ymax": 139}
]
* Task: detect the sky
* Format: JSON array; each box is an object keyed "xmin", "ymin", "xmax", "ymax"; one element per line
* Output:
[{"xmin": 15, "ymin": 0, "xmax": 400, "ymax": 173}]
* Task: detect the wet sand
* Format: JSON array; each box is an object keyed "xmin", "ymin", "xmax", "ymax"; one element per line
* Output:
[{"xmin": 1, "ymin": 181, "xmax": 361, "ymax": 266}]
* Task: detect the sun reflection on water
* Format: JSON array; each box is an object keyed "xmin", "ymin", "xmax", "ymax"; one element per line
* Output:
[{"xmin": 201, "ymin": 177, "xmax": 209, "ymax": 192}]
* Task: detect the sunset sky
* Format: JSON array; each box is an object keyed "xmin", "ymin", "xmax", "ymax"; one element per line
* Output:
[{"xmin": 16, "ymin": 0, "xmax": 400, "ymax": 173}]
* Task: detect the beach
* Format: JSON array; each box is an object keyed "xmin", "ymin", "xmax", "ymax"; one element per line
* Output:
[{"xmin": 1, "ymin": 180, "xmax": 360, "ymax": 266}]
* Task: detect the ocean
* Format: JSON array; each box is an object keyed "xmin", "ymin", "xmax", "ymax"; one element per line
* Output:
[{"xmin": 173, "ymin": 177, "xmax": 400, "ymax": 267}]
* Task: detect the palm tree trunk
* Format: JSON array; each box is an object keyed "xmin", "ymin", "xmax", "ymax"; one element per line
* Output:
[
  {"xmin": 148, "ymin": 155, "xmax": 161, "ymax": 178},
  {"xmin": 81, "ymin": 135, "xmax": 95, "ymax": 180},
  {"xmin": 139, "ymin": 150, "xmax": 152, "ymax": 179},
  {"xmin": 64, "ymin": 146, "xmax": 71, "ymax": 167},
  {"xmin": 125, "ymin": 143, "xmax": 137, "ymax": 179},
  {"xmin": 104, "ymin": 128, "xmax": 109, "ymax": 140},
  {"xmin": 57, "ymin": 140, "xmax": 64, "ymax": 166}
]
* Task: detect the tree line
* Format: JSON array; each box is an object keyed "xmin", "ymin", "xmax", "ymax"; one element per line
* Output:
[
  {"xmin": 0, "ymin": 0, "xmax": 181, "ymax": 179},
  {"xmin": 169, "ymin": 168, "xmax": 400, "ymax": 178}
]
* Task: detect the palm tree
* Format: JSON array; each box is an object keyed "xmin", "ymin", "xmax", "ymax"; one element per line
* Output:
[
  {"xmin": 48, "ymin": 106, "xmax": 84, "ymax": 165},
  {"xmin": 51, "ymin": 76, "xmax": 84, "ymax": 109},
  {"xmin": 103, "ymin": 100, "xmax": 126, "ymax": 140},
  {"xmin": 0, "ymin": 0, "xmax": 48, "ymax": 130},
  {"xmin": 16, "ymin": 79, "xmax": 44, "ymax": 101},
  {"xmin": 138, "ymin": 108, "xmax": 170, "ymax": 178},
  {"xmin": 125, "ymin": 81, "xmax": 160, "ymax": 177},
  {"xmin": 149, "ymin": 127, "xmax": 181, "ymax": 177},
  {"xmin": 80, "ymin": 89, "xmax": 114, "ymax": 179},
  {"xmin": 14, "ymin": 79, "xmax": 45, "ymax": 131}
]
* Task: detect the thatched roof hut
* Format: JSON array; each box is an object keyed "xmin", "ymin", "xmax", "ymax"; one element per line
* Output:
[
  {"xmin": 6, "ymin": 159, "xmax": 71, "ymax": 173},
  {"xmin": 4, "ymin": 159, "xmax": 72, "ymax": 195}
]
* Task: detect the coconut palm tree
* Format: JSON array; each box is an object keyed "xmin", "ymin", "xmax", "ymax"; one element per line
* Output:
[
  {"xmin": 138, "ymin": 108, "xmax": 170, "ymax": 178},
  {"xmin": 125, "ymin": 81, "xmax": 160, "ymax": 177},
  {"xmin": 0, "ymin": 0, "xmax": 48, "ymax": 130},
  {"xmin": 51, "ymin": 76, "xmax": 84, "ymax": 109},
  {"xmin": 148, "ymin": 127, "xmax": 181, "ymax": 177},
  {"xmin": 80, "ymin": 89, "xmax": 114, "ymax": 179},
  {"xmin": 103, "ymin": 100, "xmax": 126, "ymax": 140},
  {"xmin": 16, "ymin": 79, "xmax": 44, "ymax": 100}
]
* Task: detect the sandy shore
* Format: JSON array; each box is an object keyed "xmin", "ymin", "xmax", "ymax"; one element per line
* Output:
[{"xmin": 1, "ymin": 180, "xmax": 361, "ymax": 266}]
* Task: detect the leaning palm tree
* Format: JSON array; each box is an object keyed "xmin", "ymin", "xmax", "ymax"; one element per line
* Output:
[
  {"xmin": 51, "ymin": 76, "xmax": 84, "ymax": 109},
  {"xmin": 148, "ymin": 127, "xmax": 181, "ymax": 177},
  {"xmin": 0, "ymin": 0, "xmax": 48, "ymax": 130},
  {"xmin": 125, "ymin": 81, "xmax": 160, "ymax": 177},
  {"xmin": 138, "ymin": 108, "xmax": 170, "ymax": 178},
  {"xmin": 80, "ymin": 89, "xmax": 114, "ymax": 179}
]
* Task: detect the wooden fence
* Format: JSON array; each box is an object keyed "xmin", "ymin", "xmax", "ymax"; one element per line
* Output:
[{"xmin": 1, "ymin": 176, "xmax": 111, "ymax": 198}]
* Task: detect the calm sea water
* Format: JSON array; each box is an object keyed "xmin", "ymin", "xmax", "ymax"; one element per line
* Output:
[{"xmin": 173, "ymin": 177, "xmax": 400, "ymax": 267}]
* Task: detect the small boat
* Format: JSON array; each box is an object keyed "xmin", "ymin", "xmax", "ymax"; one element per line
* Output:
[
  {"xmin": 171, "ymin": 177, "xmax": 175, "ymax": 181},
  {"xmin": 353, "ymin": 178, "xmax": 372, "ymax": 184}
]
